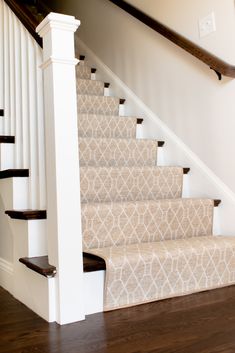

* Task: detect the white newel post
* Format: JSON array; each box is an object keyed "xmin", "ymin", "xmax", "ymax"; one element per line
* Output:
[{"xmin": 36, "ymin": 14, "xmax": 85, "ymax": 324}]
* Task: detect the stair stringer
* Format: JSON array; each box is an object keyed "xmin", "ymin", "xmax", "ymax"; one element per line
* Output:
[
  {"xmin": 0, "ymin": 176, "xmax": 56, "ymax": 322},
  {"xmin": 76, "ymin": 37, "xmax": 235, "ymax": 237}
]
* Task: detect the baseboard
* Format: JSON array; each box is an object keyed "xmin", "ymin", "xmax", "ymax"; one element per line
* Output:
[
  {"xmin": 76, "ymin": 37, "xmax": 235, "ymax": 235},
  {"xmin": 0, "ymin": 257, "xmax": 13, "ymax": 293}
]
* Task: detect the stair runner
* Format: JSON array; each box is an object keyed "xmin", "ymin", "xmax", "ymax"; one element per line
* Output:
[{"xmin": 77, "ymin": 58, "xmax": 235, "ymax": 311}]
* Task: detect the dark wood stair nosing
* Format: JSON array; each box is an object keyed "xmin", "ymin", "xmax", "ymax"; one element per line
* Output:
[
  {"xmin": 83, "ymin": 252, "xmax": 106, "ymax": 272},
  {"xmin": 0, "ymin": 169, "xmax": 29, "ymax": 179},
  {"xmin": 137, "ymin": 118, "xmax": 144, "ymax": 124},
  {"xmin": 19, "ymin": 256, "xmax": 56, "ymax": 278},
  {"xmin": 214, "ymin": 199, "xmax": 221, "ymax": 207},
  {"xmin": 119, "ymin": 98, "xmax": 126, "ymax": 105},
  {"xmin": 0, "ymin": 109, "xmax": 4, "ymax": 116},
  {"xmin": 5, "ymin": 210, "xmax": 47, "ymax": 220},
  {"xmin": 79, "ymin": 55, "xmax": 85, "ymax": 61},
  {"xmin": 183, "ymin": 167, "xmax": 190, "ymax": 174},
  {"xmin": 19, "ymin": 253, "xmax": 106, "ymax": 276},
  {"xmin": 91, "ymin": 68, "xmax": 97, "ymax": 74},
  {"xmin": 158, "ymin": 141, "xmax": 165, "ymax": 147},
  {"xmin": 0, "ymin": 136, "xmax": 15, "ymax": 144},
  {"xmin": 104, "ymin": 82, "xmax": 110, "ymax": 88}
]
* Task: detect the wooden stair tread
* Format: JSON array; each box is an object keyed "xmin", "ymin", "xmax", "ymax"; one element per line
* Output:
[
  {"xmin": 0, "ymin": 169, "xmax": 29, "ymax": 179},
  {"xmin": 19, "ymin": 256, "xmax": 56, "ymax": 278},
  {"xmin": 83, "ymin": 253, "xmax": 106, "ymax": 272},
  {"xmin": 19, "ymin": 254, "xmax": 106, "ymax": 276},
  {"xmin": 0, "ymin": 109, "xmax": 4, "ymax": 116},
  {"xmin": 5, "ymin": 210, "xmax": 47, "ymax": 220},
  {"xmin": 0, "ymin": 136, "xmax": 15, "ymax": 143}
]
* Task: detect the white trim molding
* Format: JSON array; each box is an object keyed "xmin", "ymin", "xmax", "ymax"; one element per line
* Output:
[{"xmin": 0, "ymin": 257, "xmax": 13, "ymax": 293}]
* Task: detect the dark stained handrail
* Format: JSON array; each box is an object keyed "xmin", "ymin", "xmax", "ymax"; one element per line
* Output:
[
  {"xmin": 4, "ymin": 0, "xmax": 43, "ymax": 47},
  {"xmin": 109, "ymin": 0, "xmax": 235, "ymax": 79}
]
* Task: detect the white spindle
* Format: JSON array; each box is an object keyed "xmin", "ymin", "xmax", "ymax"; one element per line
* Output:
[
  {"xmin": 1, "ymin": 1, "xmax": 46, "ymax": 208},
  {"xmin": 0, "ymin": 0, "xmax": 4, "ymax": 124},
  {"xmin": 3, "ymin": 3, "xmax": 10, "ymax": 135},
  {"xmin": 35, "ymin": 43, "xmax": 46, "ymax": 209},
  {"xmin": 14, "ymin": 15, "xmax": 22, "ymax": 169}
]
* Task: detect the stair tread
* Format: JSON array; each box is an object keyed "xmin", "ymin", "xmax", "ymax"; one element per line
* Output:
[
  {"xmin": 0, "ymin": 136, "xmax": 15, "ymax": 143},
  {"xmin": 0, "ymin": 169, "xmax": 29, "ymax": 179},
  {"xmin": 19, "ymin": 254, "xmax": 105, "ymax": 274},
  {"xmin": 87, "ymin": 235, "xmax": 235, "ymax": 310},
  {"xmin": 5, "ymin": 209, "xmax": 47, "ymax": 220},
  {"xmin": 19, "ymin": 256, "xmax": 56, "ymax": 278}
]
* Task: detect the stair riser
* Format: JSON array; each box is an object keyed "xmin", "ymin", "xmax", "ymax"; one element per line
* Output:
[
  {"xmin": 82, "ymin": 199, "xmax": 214, "ymax": 250},
  {"xmin": 76, "ymin": 64, "xmax": 91, "ymax": 79},
  {"xmin": 79, "ymin": 139, "xmax": 158, "ymax": 167},
  {"xmin": 77, "ymin": 96, "xmax": 120, "ymax": 115},
  {"xmin": 80, "ymin": 167, "xmax": 183, "ymax": 203},
  {"xmin": 78, "ymin": 115, "xmax": 137, "ymax": 139},
  {"xmin": 77, "ymin": 79, "xmax": 104, "ymax": 96}
]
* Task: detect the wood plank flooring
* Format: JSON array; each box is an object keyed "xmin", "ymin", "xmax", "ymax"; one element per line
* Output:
[{"xmin": 1, "ymin": 285, "xmax": 235, "ymax": 353}]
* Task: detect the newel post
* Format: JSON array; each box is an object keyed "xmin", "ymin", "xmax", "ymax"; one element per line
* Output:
[{"xmin": 36, "ymin": 13, "xmax": 85, "ymax": 324}]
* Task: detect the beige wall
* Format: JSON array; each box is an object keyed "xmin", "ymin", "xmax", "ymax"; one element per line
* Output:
[
  {"xmin": 47, "ymin": 0, "xmax": 235, "ymax": 203},
  {"xmin": 126, "ymin": 0, "xmax": 235, "ymax": 63},
  {"xmin": 0, "ymin": 197, "xmax": 13, "ymax": 262}
]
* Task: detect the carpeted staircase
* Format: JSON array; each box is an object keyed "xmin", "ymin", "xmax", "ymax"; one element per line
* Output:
[{"xmin": 76, "ymin": 57, "xmax": 235, "ymax": 311}]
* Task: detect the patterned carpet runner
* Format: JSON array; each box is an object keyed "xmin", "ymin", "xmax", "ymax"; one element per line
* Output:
[{"xmin": 77, "ymin": 57, "xmax": 235, "ymax": 311}]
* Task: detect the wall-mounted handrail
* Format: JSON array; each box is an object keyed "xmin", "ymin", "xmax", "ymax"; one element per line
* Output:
[{"xmin": 109, "ymin": 0, "xmax": 235, "ymax": 79}]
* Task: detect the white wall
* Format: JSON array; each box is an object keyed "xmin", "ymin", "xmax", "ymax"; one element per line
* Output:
[
  {"xmin": 126, "ymin": 0, "xmax": 235, "ymax": 63},
  {"xmin": 48, "ymin": 0, "xmax": 235, "ymax": 234},
  {"xmin": 0, "ymin": 196, "xmax": 13, "ymax": 261}
]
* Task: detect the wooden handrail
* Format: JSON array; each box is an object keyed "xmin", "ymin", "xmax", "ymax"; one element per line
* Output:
[
  {"xmin": 109, "ymin": 0, "xmax": 235, "ymax": 79},
  {"xmin": 4, "ymin": 0, "xmax": 43, "ymax": 47}
]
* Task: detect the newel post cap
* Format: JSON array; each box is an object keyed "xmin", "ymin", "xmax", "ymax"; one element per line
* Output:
[{"xmin": 36, "ymin": 12, "xmax": 80, "ymax": 37}]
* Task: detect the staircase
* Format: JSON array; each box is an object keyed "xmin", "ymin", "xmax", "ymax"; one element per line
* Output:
[
  {"xmin": 20, "ymin": 54, "xmax": 235, "ymax": 313},
  {"xmin": 1, "ymin": 2, "xmax": 235, "ymax": 323}
]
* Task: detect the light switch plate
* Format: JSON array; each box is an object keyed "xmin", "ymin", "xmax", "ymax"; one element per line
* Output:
[{"xmin": 199, "ymin": 12, "xmax": 216, "ymax": 38}]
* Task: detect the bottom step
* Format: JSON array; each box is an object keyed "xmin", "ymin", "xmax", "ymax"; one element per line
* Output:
[
  {"xmin": 19, "ymin": 253, "xmax": 106, "ymax": 277},
  {"xmin": 19, "ymin": 256, "xmax": 57, "ymax": 278}
]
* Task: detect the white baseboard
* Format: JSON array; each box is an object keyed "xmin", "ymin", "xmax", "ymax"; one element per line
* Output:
[
  {"xmin": 76, "ymin": 37, "xmax": 235, "ymax": 235},
  {"xmin": 0, "ymin": 257, "xmax": 13, "ymax": 293}
]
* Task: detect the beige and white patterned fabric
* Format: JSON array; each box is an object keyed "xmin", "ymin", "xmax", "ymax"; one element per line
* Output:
[
  {"xmin": 77, "ymin": 57, "xmax": 234, "ymax": 312},
  {"xmin": 77, "ymin": 95, "xmax": 120, "ymax": 115},
  {"xmin": 82, "ymin": 199, "xmax": 214, "ymax": 249},
  {"xmin": 76, "ymin": 63, "xmax": 91, "ymax": 79},
  {"xmin": 77, "ymin": 78, "xmax": 104, "ymax": 96},
  {"xmin": 88, "ymin": 236, "xmax": 235, "ymax": 311},
  {"xmin": 78, "ymin": 114, "xmax": 137, "ymax": 138},
  {"xmin": 79, "ymin": 138, "xmax": 158, "ymax": 167},
  {"xmin": 80, "ymin": 166, "xmax": 183, "ymax": 203}
]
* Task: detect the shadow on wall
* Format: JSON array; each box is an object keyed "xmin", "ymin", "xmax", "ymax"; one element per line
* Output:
[{"xmin": 0, "ymin": 196, "xmax": 13, "ymax": 262}]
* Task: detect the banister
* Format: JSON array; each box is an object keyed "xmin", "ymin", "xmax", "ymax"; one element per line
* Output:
[
  {"xmin": 4, "ymin": 0, "xmax": 43, "ymax": 46},
  {"xmin": 109, "ymin": 0, "xmax": 235, "ymax": 80}
]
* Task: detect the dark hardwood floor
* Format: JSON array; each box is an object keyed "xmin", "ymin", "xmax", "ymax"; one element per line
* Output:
[{"xmin": 1, "ymin": 285, "xmax": 235, "ymax": 353}]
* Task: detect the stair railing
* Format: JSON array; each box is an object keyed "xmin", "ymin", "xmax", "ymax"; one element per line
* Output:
[
  {"xmin": 0, "ymin": 0, "xmax": 85, "ymax": 324},
  {"xmin": 0, "ymin": 0, "xmax": 46, "ymax": 208},
  {"xmin": 109, "ymin": 0, "xmax": 235, "ymax": 80}
]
